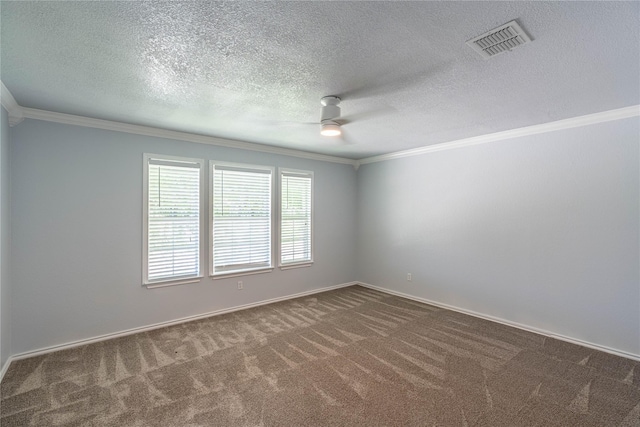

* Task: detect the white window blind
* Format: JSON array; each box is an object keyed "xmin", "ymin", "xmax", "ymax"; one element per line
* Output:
[
  {"xmin": 280, "ymin": 170, "xmax": 313, "ymax": 265},
  {"xmin": 145, "ymin": 157, "xmax": 201, "ymax": 283},
  {"xmin": 212, "ymin": 164, "xmax": 273, "ymax": 275}
]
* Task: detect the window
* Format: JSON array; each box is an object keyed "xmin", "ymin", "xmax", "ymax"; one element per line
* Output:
[
  {"xmin": 143, "ymin": 154, "xmax": 203, "ymax": 286},
  {"xmin": 280, "ymin": 169, "xmax": 313, "ymax": 267},
  {"xmin": 211, "ymin": 162, "xmax": 274, "ymax": 276}
]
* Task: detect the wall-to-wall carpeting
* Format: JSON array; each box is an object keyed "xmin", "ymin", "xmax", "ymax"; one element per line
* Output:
[{"xmin": 1, "ymin": 286, "xmax": 639, "ymax": 426}]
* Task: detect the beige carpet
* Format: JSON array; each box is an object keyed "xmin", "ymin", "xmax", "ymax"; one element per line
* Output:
[{"xmin": 1, "ymin": 285, "xmax": 639, "ymax": 426}]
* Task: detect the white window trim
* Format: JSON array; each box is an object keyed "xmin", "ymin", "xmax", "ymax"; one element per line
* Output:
[
  {"xmin": 209, "ymin": 161, "xmax": 276, "ymax": 278},
  {"xmin": 278, "ymin": 168, "xmax": 314, "ymax": 270},
  {"xmin": 145, "ymin": 277, "xmax": 204, "ymax": 289},
  {"xmin": 210, "ymin": 267, "xmax": 274, "ymax": 280},
  {"xmin": 143, "ymin": 153, "xmax": 205, "ymax": 287}
]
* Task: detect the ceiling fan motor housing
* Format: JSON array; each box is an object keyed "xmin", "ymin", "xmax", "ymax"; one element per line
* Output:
[{"xmin": 320, "ymin": 96, "xmax": 341, "ymax": 123}]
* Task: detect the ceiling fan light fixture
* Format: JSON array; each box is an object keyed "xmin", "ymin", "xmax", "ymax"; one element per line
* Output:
[{"xmin": 320, "ymin": 123, "xmax": 341, "ymax": 136}]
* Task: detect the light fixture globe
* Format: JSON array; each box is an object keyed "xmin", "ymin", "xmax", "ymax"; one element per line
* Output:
[{"xmin": 320, "ymin": 122, "xmax": 341, "ymax": 137}]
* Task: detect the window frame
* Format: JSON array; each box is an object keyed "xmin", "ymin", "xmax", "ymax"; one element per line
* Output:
[
  {"xmin": 278, "ymin": 168, "xmax": 314, "ymax": 270},
  {"xmin": 143, "ymin": 153, "xmax": 205, "ymax": 288},
  {"xmin": 209, "ymin": 161, "xmax": 276, "ymax": 279}
]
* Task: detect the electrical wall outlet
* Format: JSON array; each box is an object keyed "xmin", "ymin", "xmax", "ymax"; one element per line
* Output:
[
  {"xmin": 407, "ymin": 273, "xmax": 412, "ymax": 281},
  {"xmin": 237, "ymin": 281, "xmax": 243, "ymax": 290}
]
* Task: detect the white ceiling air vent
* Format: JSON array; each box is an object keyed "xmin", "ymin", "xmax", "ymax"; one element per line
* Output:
[{"xmin": 467, "ymin": 20, "xmax": 532, "ymax": 59}]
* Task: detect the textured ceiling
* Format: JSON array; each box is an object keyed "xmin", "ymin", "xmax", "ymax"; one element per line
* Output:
[{"xmin": 1, "ymin": 1, "xmax": 639, "ymax": 159}]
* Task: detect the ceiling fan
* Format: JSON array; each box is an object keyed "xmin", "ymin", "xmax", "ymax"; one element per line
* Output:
[
  {"xmin": 268, "ymin": 67, "xmax": 445, "ymax": 143},
  {"xmin": 314, "ymin": 95, "xmax": 397, "ymax": 143},
  {"xmin": 313, "ymin": 66, "xmax": 447, "ymax": 140}
]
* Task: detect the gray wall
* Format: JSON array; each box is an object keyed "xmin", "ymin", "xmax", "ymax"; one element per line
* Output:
[
  {"xmin": 1, "ymin": 108, "xmax": 11, "ymax": 366},
  {"xmin": 10, "ymin": 119, "xmax": 357, "ymax": 355},
  {"xmin": 357, "ymin": 117, "xmax": 640, "ymax": 356},
  {"xmin": 6, "ymin": 113, "xmax": 640, "ymax": 359}
]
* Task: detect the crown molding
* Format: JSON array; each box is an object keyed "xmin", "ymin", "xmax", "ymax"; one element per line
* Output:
[
  {"xmin": 20, "ymin": 107, "xmax": 358, "ymax": 166},
  {"xmin": 0, "ymin": 80, "xmax": 357, "ymax": 167},
  {"xmin": 359, "ymin": 105, "xmax": 640, "ymax": 165},
  {"xmin": 1, "ymin": 81, "xmax": 25, "ymax": 126},
  {"xmin": 4, "ymin": 78, "xmax": 637, "ymax": 168}
]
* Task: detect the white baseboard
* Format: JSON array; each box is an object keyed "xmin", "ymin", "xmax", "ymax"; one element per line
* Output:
[
  {"xmin": 0, "ymin": 356, "xmax": 12, "ymax": 383},
  {"xmin": 356, "ymin": 282, "xmax": 640, "ymax": 362},
  {"xmin": 5, "ymin": 281, "xmax": 358, "ymax": 369},
  {"xmin": 3, "ymin": 279, "xmax": 637, "ymax": 385}
]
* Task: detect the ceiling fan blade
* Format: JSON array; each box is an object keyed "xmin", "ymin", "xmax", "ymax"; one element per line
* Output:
[
  {"xmin": 271, "ymin": 121, "xmax": 316, "ymax": 128},
  {"xmin": 336, "ymin": 65, "xmax": 447, "ymax": 101},
  {"xmin": 339, "ymin": 105, "xmax": 397, "ymax": 125},
  {"xmin": 337, "ymin": 128, "xmax": 357, "ymax": 145}
]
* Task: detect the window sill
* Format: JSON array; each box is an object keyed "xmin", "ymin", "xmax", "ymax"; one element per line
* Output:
[
  {"xmin": 144, "ymin": 276, "xmax": 203, "ymax": 289},
  {"xmin": 211, "ymin": 267, "xmax": 274, "ymax": 280},
  {"xmin": 279, "ymin": 261, "xmax": 313, "ymax": 271}
]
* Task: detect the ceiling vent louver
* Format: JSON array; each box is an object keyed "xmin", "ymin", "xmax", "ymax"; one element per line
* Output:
[{"xmin": 467, "ymin": 20, "xmax": 532, "ymax": 59}]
